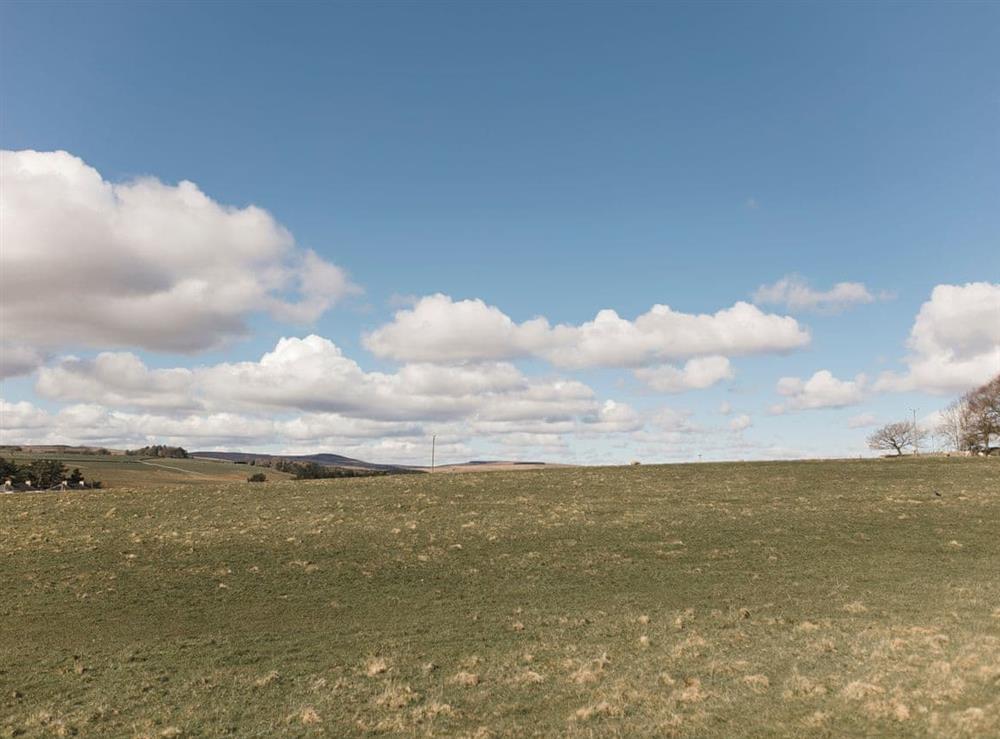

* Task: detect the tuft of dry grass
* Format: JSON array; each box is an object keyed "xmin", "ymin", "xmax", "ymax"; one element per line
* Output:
[
  {"xmin": 254, "ymin": 670, "xmax": 280, "ymax": 687},
  {"xmin": 840, "ymin": 681, "xmax": 884, "ymax": 701},
  {"xmin": 375, "ymin": 683, "xmax": 418, "ymax": 709},
  {"xmin": 299, "ymin": 707, "xmax": 321, "ymax": 725},
  {"xmin": 572, "ymin": 700, "xmax": 621, "ymax": 721},
  {"xmin": 412, "ymin": 700, "xmax": 454, "ymax": 722},
  {"xmin": 452, "ymin": 671, "xmax": 480, "ymax": 687},
  {"xmin": 782, "ymin": 672, "xmax": 827, "ymax": 700},
  {"xmin": 742, "ymin": 674, "xmax": 770, "ymax": 692},
  {"xmin": 569, "ymin": 653, "xmax": 610, "ymax": 685},
  {"xmin": 673, "ymin": 677, "xmax": 707, "ymax": 704},
  {"xmin": 364, "ymin": 656, "xmax": 389, "ymax": 677},
  {"xmin": 512, "ymin": 669, "xmax": 544, "ymax": 685}
]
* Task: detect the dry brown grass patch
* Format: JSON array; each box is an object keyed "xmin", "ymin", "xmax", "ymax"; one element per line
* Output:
[
  {"xmin": 840, "ymin": 681, "xmax": 883, "ymax": 701},
  {"xmin": 802, "ymin": 710, "xmax": 828, "ymax": 728},
  {"xmin": 376, "ymin": 683, "xmax": 418, "ymax": 709},
  {"xmin": 673, "ymin": 677, "xmax": 707, "ymax": 704},
  {"xmin": 782, "ymin": 672, "xmax": 827, "ymax": 700},
  {"xmin": 412, "ymin": 701, "xmax": 455, "ymax": 722},
  {"xmin": 452, "ymin": 671, "xmax": 480, "ymax": 687},
  {"xmin": 254, "ymin": 670, "xmax": 280, "ymax": 687},
  {"xmin": 572, "ymin": 700, "xmax": 622, "ymax": 721},
  {"xmin": 513, "ymin": 669, "xmax": 545, "ymax": 685},
  {"xmin": 742, "ymin": 674, "xmax": 770, "ymax": 692}
]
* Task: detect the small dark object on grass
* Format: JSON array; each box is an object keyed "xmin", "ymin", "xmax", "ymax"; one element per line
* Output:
[{"xmin": 248, "ymin": 473, "xmax": 266, "ymax": 483}]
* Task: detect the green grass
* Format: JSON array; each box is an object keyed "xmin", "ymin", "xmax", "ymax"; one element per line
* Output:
[
  {"xmin": 2, "ymin": 457, "xmax": 998, "ymax": 737},
  {"xmin": 5, "ymin": 453, "xmax": 294, "ymax": 488}
]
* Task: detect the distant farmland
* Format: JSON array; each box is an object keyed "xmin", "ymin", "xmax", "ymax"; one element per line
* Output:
[
  {"xmin": 2, "ymin": 457, "xmax": 998, "ymax": 736},
  {"xmin": 2, "ymin": 451, "xmax": 296, "ymax": 487}
]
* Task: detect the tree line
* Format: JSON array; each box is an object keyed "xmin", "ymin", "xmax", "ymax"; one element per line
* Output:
[
  {"xmin": 244, "ymin": 461, "xmax": 391, "ymax": 483},
  {"xmin": 1, "ymin": 457, "xmax": 101, "ymax": 490},
  {"xmin": 868, "ymin": 373, "xmax": 999, "ymax": 456},
  {"xmin": 273, "ymin": 459, "xmax": 387, "ymax": 480},
  {"xmin": 126, "ymin": 445, "xmax": 189, "ymax": 458}
]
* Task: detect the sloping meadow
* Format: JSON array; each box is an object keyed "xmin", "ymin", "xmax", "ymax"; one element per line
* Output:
[{"xmin": 2, "ymin": 458, "xmax": 998, "ymax": 737}]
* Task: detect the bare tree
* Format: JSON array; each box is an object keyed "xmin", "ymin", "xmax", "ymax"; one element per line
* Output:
[
  {"xmin": 868, "ymin": 421, "xmax": 924, "ymax": 456},
  {"xmin": 936, "ymin": 398, "xmax": 972, "ymax": 452},
  {"xmin": 934, "ymin": 373, "xmax": 1000, "ymax": 454},
  {"xmin": 963, "ymin": 373, "xmax": 1000, "ymax": 453}
]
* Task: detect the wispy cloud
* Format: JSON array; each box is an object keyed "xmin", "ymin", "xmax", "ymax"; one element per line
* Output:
[{"xmin": 753, "ymin": 275, "xmax": 893, "ymax": 314}]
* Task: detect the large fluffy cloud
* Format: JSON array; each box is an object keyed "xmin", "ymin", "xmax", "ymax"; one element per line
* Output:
[
  {"xmin": 581, "ymin": 400, "xmax": 645, "ymax": 433},
  {"xmin": 634, "ymin": 356, "xmax": 733, "ymax": 393},
  {"xmin": 363, "ymin": 295, "xmax": 552, "ymax": 363},
  {"xmin": 1, "ymin": 150, "xmax": 358, "ymax": 354},
  {"xmin": 771, "ymin": 370, "xmax": 867, "ymax": 413},
  {"xmin": 0, "ymin": 399, "xmax": 50, "ymax": 431},
  {"xmin": 753, "ymin": 275, "xmax": 890, "ymax": 313},
  {"xmin": 34, "ymin": 335, "xmax": 599, "ymax": 424},
  {"xmin": 876, "ymin": 282, "xmax": 1000, "ymax": 394},
  {"xmin": 36, "ymin": 352, "xmax": 196, "ymax": 410},
  {"xmin": 364, "ymin": 294, "xmax": 809, "ymax": 368}
]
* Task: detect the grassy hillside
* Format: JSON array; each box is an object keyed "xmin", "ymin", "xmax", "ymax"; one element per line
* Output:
[
  {"xmin": 191, "ymin": 451, "xmax": 412, "ymax": 473},
  {"xmin": 3, "ymin": 451, "xmax": 295, "ymax": 488},
  {"xmin": 2, "ymin": 458, "xmax": 998, "ymax": 737}
]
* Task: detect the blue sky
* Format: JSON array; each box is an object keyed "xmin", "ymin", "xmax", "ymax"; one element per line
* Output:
[{"xmin": 2, "ymin": 1, "xmax": 998, "ymax": 464}]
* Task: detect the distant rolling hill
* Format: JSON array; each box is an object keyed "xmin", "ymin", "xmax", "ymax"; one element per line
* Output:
[{"xmin": 190, "ymin": 451, "xmax": 415, "ymax": 473}]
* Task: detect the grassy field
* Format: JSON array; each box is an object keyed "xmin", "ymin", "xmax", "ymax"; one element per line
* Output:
[
  {"xmin": 4, "ymin": 452, "xmax": 295, "ymax": 488},
  {"xmin": 2, "ymin": 457, "xmax": 998, "ymax": 737}
]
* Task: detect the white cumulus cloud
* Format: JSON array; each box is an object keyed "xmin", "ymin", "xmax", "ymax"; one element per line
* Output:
[
  {"xmin": 364, "ymin": 294, "xmax": 809, "ymax": 368},
  {"xmin": 875, "ymin": 282, "xmax": 1000, "ymax": 395},
  {"xmin": 36, "ymin": 353, "xmax": 196, "ymax": 410},
  {"xmin": 1, "ymin": 149, "xmax": 359, "ymax": 354},
  {"xmin": 34, "ymin": 335, "xmax": 599, "ymax": 424},
  {"xmin": 772, "ymin": 370, "xmax": 867, "ymax": 412},
  {"xmin": 634, "ymin": 356, "xmax": 733, "ymax": 393},
  {"xmin": 581, "ymin": 400, "xmax": 644, "ymax": 433}
]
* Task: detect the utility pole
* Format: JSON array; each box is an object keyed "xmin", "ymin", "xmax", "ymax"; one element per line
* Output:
[
  {"xmin": 431, "ymin": 434, "xmax": 436, "ymax": 472},
  {"xmin": 910, "ymin": 408, "xmax": 919, "ymax": 455}
]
